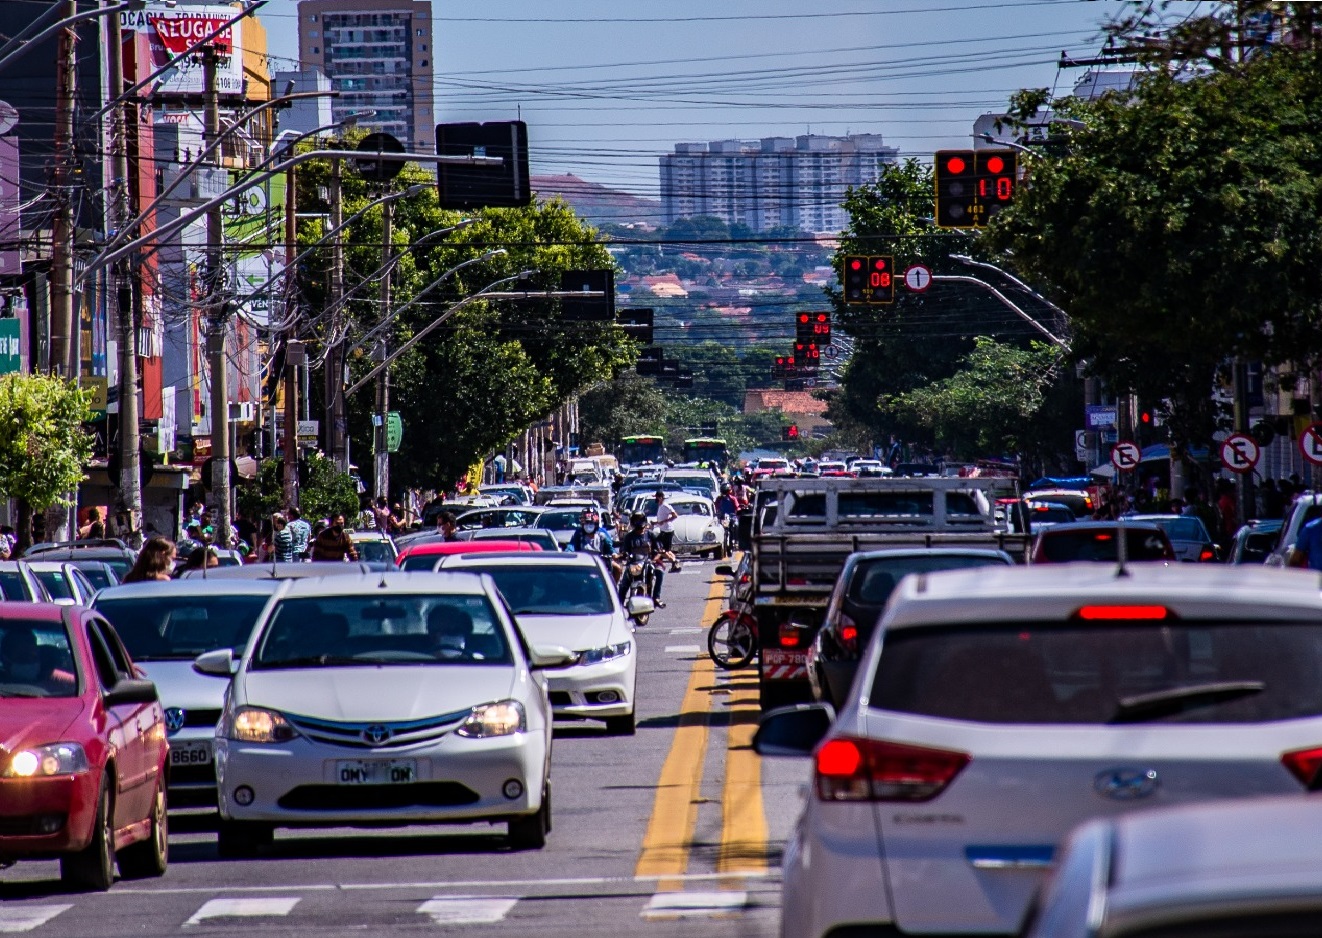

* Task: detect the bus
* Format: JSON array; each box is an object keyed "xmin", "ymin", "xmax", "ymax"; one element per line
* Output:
[
  {"xmin": 682, "ymin": 437, "xmax": 729, "ymax": 468},
  {"xmin": 618, "ymin": 434, "xmax": 666, "ymax": 467}
]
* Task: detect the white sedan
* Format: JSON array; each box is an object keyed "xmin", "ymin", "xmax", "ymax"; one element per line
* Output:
[
  {"xmin": 199, "ymin": 573, "xmax": 570, "ymax": 854},
  {"xmin": 632, "ymin": 492, "xmax": 728, "ymax": 559},
  {"xmin": 437, "ymin": 552, "xmax": 648, "ymax": 735}
]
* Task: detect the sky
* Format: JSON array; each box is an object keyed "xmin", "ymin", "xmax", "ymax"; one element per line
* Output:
[{"xmin": 256, "ymin": 0, "xmax": 1131, "ymax": 197}]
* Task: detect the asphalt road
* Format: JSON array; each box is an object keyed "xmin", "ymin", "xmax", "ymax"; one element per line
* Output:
[{"xmin": 0, "ymin": 558, "xmax": 809, "ymax": 937}]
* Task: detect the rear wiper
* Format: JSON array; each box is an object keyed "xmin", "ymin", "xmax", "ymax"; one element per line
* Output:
[{"xmin": 1108, "ymin": 681, "xmax": 1265, "ymax": 724}]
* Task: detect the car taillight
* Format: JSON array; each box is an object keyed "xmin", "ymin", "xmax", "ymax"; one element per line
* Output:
[
  {"xmin": 779, "ymin": 622, "xmax": 803, "ymax": 648},
  {"xmin": 839, "ymin": 613, "xmax": 859, "ymax": 652},
  {"xmin": 1198, "ymin": 545, "xmax": 1216, "ymax": 562},
  {"xmin": 1282, "ymin": 746, "xmax": 1322, "ymax": 789},
  {"xmin": 1077, "ymin": 604, "xmax": 1169, "ymax": 621},
  {"xmin": 815, "ymin": 736, "xmax": 970, "ymax": 802}
]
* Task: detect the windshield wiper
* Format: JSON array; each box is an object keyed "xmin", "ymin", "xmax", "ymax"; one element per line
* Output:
[{"xmin": 1109, "ymin": 681, "xmax": 1265, "ymax": 724}]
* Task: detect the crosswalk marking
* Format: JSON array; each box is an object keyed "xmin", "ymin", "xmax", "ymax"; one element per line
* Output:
[
  {"xmin": 0, "ymin": 906, "xmax": 71, "ymax": 933},
  {"xmin": 641, "ymin": 891, "xmax": 748, "ymax": 919},
  {"xmin": 664, "ymin": 645, "xmax": 700, "ymax": 653},
  {"xmin": 417, "ymin": 896, "xmax": 518, "ymax": 925},
  {"xmin": 183, "ymin": 898, "xmax": 301, "ymax": 926}
]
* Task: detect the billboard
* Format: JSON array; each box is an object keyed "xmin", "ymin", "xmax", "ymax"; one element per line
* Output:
[
  {"xmin": 0, "ymin": 134, "xmax": 18, "ymax": 276},
  {"xmin": 224, "ymin": 171, "xmax": 286, "ymax": 328},
  {"xmin": 120, "ymin": 6, "xmax": 244, "ymax": 97}
]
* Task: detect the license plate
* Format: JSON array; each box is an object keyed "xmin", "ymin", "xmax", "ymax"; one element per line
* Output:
[
  {"xmin": 335, "ymin": 760, "xmax": 417, "ymax": 785},
  {"xmin": 169, "ymin": 740, "xmax": 212, "ymax": 766}
]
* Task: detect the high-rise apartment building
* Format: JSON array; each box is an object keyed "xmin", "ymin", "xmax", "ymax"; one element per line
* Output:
[
  {"xmin": 297, "ymin": 0, "xmax": 434, "ymax": 151},
  {"xmin": 659, "ymin": 134, "xmax": 899, "ymax": 234}
]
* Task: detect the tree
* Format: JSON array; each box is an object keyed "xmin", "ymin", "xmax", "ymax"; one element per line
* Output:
[
  {"xmin": 238, "ymin": 453, "xmax": 359, "ymax": 527},
  {"xmin": 0, "ymin": 374, "xmax": 93, "ymax": 549},
  {"xmin": 578, "ymin": 373, "xmax": 669, "ymax": 448}
]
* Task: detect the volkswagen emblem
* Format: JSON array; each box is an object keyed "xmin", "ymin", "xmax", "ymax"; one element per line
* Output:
[
  {"xmin": 1094, "ymin": 768, "xmax": 1159, "ymax": 800},
  {"xmin": 164, "ymin": 708, "xmax": 186, "ymax": 734},
  {"xmin": 362, "ymin": 724, "xmax": 391, "ymax": 745}
]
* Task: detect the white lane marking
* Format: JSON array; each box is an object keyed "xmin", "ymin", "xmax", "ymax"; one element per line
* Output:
[
  {"xmin": 0, "ymin": 906, "xmax": 72, "ymax": 933},
  {"xmin": 641, "ymin": 891, "xmax": 749, "ymax": 918},
  {"xmin": 417, "ymin": 896, "xmax": 518, "ymax": 925},
  {"xmin": 668, "ymin": 627, "xmax": 703, "ymax": 634},
  {"xmin": 184, "ymin": 898, "xmax": 301, "ymax": 926},
  {"xmin": 664, "ymin": 644, "xmax": 701, "ymax": 653}
]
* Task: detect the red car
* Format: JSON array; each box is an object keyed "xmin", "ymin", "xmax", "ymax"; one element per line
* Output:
[
  {"xmin": 0, "ymin": 603, "xmax": 168, "ymax": 890},
  {"xmin": 396, "ymin": 539, "xmax": 543, "ymax": 571}
]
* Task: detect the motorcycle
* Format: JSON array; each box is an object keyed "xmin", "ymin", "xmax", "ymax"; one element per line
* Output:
[
  {"xmin": 618, "ymin": 553, "xmax": 657, "ymax": 626},
  {"xmin": 706, "ymin": 558, "xmax": 758, "ymax": 669}
]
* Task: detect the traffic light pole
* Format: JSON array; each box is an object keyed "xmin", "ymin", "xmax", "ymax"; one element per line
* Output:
[{"xmin": 373, "ymin": 198, "xmax": 393, "ymax": 501}]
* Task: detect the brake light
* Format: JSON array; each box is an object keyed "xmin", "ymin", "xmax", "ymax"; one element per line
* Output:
[
  {"xmin": 1282, "ymin": 747, "xmax": 1322, "ymax": 789},
  {"xmin": 815, "ymin": 737, "xmax": 970, "ymax": 802},
  {"xmin": 779, "ymin": 622, "xmax": 803, "ymax": 648},
  {"xmin": 1077, "ymin": 605, "xmax": 1169, "ymax": 621},
  {"xmin": 839, "ymin": 613, "xmax": 859, "ymax": 652},
  {"xmin": 1198, "ymin": 546, "xmax": 1216, "ymax": 562}
]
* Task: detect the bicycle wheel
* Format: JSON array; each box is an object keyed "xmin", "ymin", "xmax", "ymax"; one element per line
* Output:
[{"xmin": 708, "ymin": 611, "xmax": 757, "ymax": 670}]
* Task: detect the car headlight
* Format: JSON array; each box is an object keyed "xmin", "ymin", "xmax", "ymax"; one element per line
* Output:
[
  {"xmin": 456, "ymin": 700, "xmax": 526, "ymax": 738},
  {"xmin": 702, "ymin": 530, "xmax": 717, "ymax": 542},
  {"xmin": 224, "ymin": 707, "xmax": 298, "ymax": 744},
  {"xmin": 578, "ymin": 641, "xmax": 632, "ymax": 665},
  {"xmin": 4, "ymin": 743, "xmax": 89, "ymax": 778}
]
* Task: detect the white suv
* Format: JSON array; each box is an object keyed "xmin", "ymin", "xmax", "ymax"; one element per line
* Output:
[{"xmin": 757, "ymin": 563, "xmax": 1322, "ymax": 938}]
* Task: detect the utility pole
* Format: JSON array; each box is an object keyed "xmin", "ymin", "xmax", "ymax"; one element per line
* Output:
[
  {"xmin": 373, "ymin": 197, "xmax": 393, "ymax": 501},
  {"xmin": 50, "ymin": 0, "xmax": 77, "ymax": 379},
  {"xmin": 324, "ymin": 157, "xmax": 347, "ymax": 471},
  {"xmin": 203, "ymin": 47, "xmax": 232, "ymax": 544},
  {"xmin": 282, "ymin": 160, "xmax": 300, "ymax": 509},
  {"xmin": 107, "ymin": 8, "xmax": 141, "ymax": 538}
]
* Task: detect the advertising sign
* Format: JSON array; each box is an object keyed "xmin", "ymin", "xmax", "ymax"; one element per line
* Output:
[
  {"xmin": 224, "ymin": 172, "xmax": 286, "ymax": 327},
  {"xmin": 120, "ymin": 6, "xmax": 244, "ymax": 97},
  {"xmin": 0, "ymin": 318, "xmax": 20, "ymax": 374},
  {"xmin": 0, "ymin": 134, "xmax": 18, "ymax": 276}
]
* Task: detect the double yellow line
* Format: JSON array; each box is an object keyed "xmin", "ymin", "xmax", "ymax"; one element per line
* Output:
[{"xmin": 635, "ymin": 570, "xmax": 767, "ymax": 885}]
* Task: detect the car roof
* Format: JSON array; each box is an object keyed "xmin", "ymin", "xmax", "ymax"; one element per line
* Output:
[
  {"xmin": 349, "ymin": 531, "xmax": 393, "ymax": 541},
  {"xmin": 94, "ymin": 579, "xmax": 281, "ymax": 599},
  {"xmin": 847, "ymin": 547, "xmax": 1015, "ymax": 563},
  {"xmin": 884, "ymin": 563, "xmax": 1322, "ymax": 630},
  {"xmin": 277, "ymin": 571, "xmax": 488, "ymax": 598},
  {"xmin": 1038, "ymin": 520, "xmax": 1162, "ymax": 533},
  {"xmin": 23, "ymin": 560, "xmax": 77, "ymax": 571},
  {"xmin": 401, "ymin": 540, "xmax": 542, "ymax": 556},
  {"xmin": 441, "ymin": 551, "xmax": 599, "ymax": 569},
  {"xmin": 179, "ymin": 562, "xmax": 378, "ymax": 579},
  {"xmin": 0, "ymin": 602, "xmax": 64, "ymax": 621}
]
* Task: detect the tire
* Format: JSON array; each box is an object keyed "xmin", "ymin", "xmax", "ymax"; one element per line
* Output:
[
  {"xmin": 604, "ymin": 711, "xmax": 636, "ymax": 736},
  {"xmin": 508, "ymin": 786, "xmax": 550, "ymax": 850},
  {"xmin": 713, "ymin": 543, "xmax": 727, "ymax": 561},
  {"xmin": 708, "ymin": 613, "xmax": 757, "ymax": 670},
  {"xmin": 117, "ymin": 782, "xmax": 168, "ymax": 879},
  {"xmin": 61, "ymin": 777, "xmax": 115, "ymax": 891},
  {"xmin": 216, "ymin": 819, "xmax": 273, "ymax": 859}
]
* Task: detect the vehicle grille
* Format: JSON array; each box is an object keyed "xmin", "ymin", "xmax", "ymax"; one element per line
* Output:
[
  {"xmin": 276, "ymin": 782, "xmax": 480, "ymax": 811},
  {"xmin": 0, "ymin": 814, "xmax": 65, "ymax": 836},
  {"xmin": 286, "ymin": 709, "xmax": 471, "ymax": 749},
  {"xmin": 548, "ymin": 692, "xmax": 573, "ymax": 707},
  {"xmin": 180, "ymin": 708, "xmax": 223, "ymax": 728},
  {"xmin": 168, "ymin": 763, "xmax": 217, "ymax": 787}
]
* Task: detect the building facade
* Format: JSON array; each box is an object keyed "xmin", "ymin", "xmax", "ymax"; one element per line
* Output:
[
  {"xmin": 659, "ymin": 134, "xmax": 899, "ymax": 234},
  {"xmin": 297, "ymin": 0, "xmax": 435, "ymax": 151}
]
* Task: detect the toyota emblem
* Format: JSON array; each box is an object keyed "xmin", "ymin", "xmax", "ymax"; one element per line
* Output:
[
  {"xmin": 363, "ymin": 724, "xmax": 391, "ymax": 745},
  {"xmin": 1094, "ymin": 768, "xmax": 1159, "ymax": 800},
  {"xmin": 164, "ymin": 708, "xmax": 186, "ymax": 734}
]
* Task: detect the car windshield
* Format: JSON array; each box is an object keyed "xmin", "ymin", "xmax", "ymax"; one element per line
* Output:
[
  {"xmin": 759, "ymin": 460, "xmax": 788, "ymax": 470},
  {"xmin": 354, "ymin": 540, "xmax": 396, "ymax": 564},
  {"xmin": 460, "ymin": 509, "xmax": 542, "ymax": 530},
  {"xmin": 871, "ymin": 620, "xmax": 1322, "ymax": 724},
  {"xmin": 1145, "ymin": 516, "xmax": 1209, "ymax": 542},
  {"xmin": 1038, "ymin": 528, "xmax": 1171, "ymax": 562},
  {"xmin": 253, "ymin": 594, "xmax": 511, "ymax": 669},
  {"xmin": 537, "ymin": 510, "xmax": 581, "ymax": 531},
  {"xmin": 849, "ymin": 555, "xmax": 1011, "ymax": 605},
  {"xmin": 95, "ymin": 594, "xmax": 272, "ymax": 660},
  {"xmin": 33, "ymin": 570, "xmax": 74, "ymax": 600},
  {"xmin": 460, "ymin": 565, "xmax": 614, "ymax": 616},
  {"xmin": 0, "ymin": 617, "xmax": 80, "ymax": 697}
]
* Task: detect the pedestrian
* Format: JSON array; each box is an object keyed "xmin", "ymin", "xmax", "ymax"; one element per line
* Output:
[
  {"xmin": 372, "ymin": 496, "xmax": 395, "ymax": 534},
  {"xmin": 286, "ymin": 506, "xmax": 311, "ymax": 559},
  {"xmin": 311, "ymin": 513, "xmax": 359, "ymax": 562},
  {"xmin": 436, "ymin": 510, "xmax": 460, "ymax": 542},
  {"xmin": 78, "ymin": 508, "xmax": 106, "ymax": 540},
  {"xmin": 123, "ymin": 537, "xmax": 177, "ymax": 582},
  {"xmin": 653, "ymin": 490, "xmax": 681, "ymax": 573},
  {"xmin": 179, "ymin": 546, "xmax": 220, "ymax": 574},
  {"xmin": 493, "ymin": 452, "xmax": 507, "ymax": 484},
  {"xmin": 1290, "ymin": 512, "xmax": 1322, "ymax": 570},
  {"xmin": 271, "ymin": 512, "xmax": 296, "ymax": 562}
]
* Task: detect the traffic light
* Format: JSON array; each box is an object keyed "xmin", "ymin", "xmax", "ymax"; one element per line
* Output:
[
  {"xmin": 782, "ymin": 424, "xmax": 799, "ymax": 441},
  {"xmin": 867, "ymin": 256, "xmax": 894, "ymax": 304},
  {"xmin": 975, "ymin": 149, "xmax": 1017, "ymax": 224},
  {"xmin": 794, "ymin": 341, "xmax": 820, "ymax": 373},
  {"xmin": 935, "ymin": 149, "xmax": 975, "ymax": 228},
  {"xmin": 635, "ymin": 345, "xmax": 663, "ymax": 375},
  {"xmin": 560, "ymin": 269, "xmax": 615, "ymax": 321},
  {"xmin": 435, "ymin": 121, "xmax": 531, "ymax": 209},
  {"xmin": 842, "ymin": 255, "xmax": 868, "ymax": 304},
  {"xmin": 618, "ymin": 307, "xmax": 654, "ymax": 344},
  {"xmin": 797, "ymin": 311, "xmax": 831, "ymax": 343}
]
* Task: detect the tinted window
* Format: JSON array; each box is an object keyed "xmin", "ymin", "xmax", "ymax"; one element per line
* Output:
[
  {"xmin": 1026, "ymin": 493, "xmax": 1091, "ymax": 517},
  {"xmin": 1038, "ymin": 528, "xmax": 1171, "ymax": 562},
  {"xmin": 0, "ymin": 617, "xmax": 79, "ymax": 697},
  {"xmin": 0, "ymin": 571, "xmax": 31, "ymax": 600},
  {"xmin": 537, "ymin": 510, "xmax": 581, "ymax": 531},
  {"xmin": 354, "ymin": 540, "xmax": 396, "ymax": 564},
  {"xmin": 95, "ymin": 594, "xmax": 272, "ymax": 660},
  {"xmin": 461, "ymin": 565, "xmax": 614, "ymax": 616},
  {"xmin": 469, "ymin": 529, "xmax": 558, "ymax": 550},
  {"xmin": 873, "ymin": 621, "xmax": 1322, "ymax": 724},
  {"xmin": 849, "ymin": 555, "xmax": 1011, "ymax": 605},
  {"xmin": 75, "ymin": 564, "xmax": 116, "ymax": 590},
  {"xmin": 254, "ymin": 594, "xmax": 510, "ymax": 668},
  {"xmin": 34, "ymin": 570, "xmax": 73, "ymax": 600},
  {"xmin": 399, "ymin": 554, "xmax": 442, "ymax": 572}
]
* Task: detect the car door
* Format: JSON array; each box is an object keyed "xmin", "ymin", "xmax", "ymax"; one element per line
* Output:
[{"xmin": 85, "ymin": 617, "xmax": 153, "ymax": 822}]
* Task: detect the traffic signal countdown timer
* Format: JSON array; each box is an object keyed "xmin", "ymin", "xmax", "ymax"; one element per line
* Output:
[
  {"xmin": 934, "ymin": 149, "xmax": 1017, "ymax": 228},
  {"xmin": 841, "ymin": 256, "xmax": 894, "ymax": 306}
]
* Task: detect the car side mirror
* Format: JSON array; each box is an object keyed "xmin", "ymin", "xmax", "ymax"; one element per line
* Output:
[
  {"xmin": 193, "ymin": 648, "xmax": 237, "ymax": 678},
  {"xmin": 529, "ymin": 644, "xmax": 578, "ymax": 670},
  {"xmin": 714, "ymin": 564, "xmax": 735, "ymax": 577},
  {"xmin": 626, "ymin": 595, "xmax": 655, "ymax": 619},
  {"xmin": 103, "ymin": 677, "xmax": 158, "ymax": 708},
  {"xmin": 753, "ymin": 703, "xmax": 834, "ymax": 758}
]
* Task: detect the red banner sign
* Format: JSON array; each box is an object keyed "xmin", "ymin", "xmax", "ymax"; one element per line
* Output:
[{"xmin": 148, "ymin": 15, "xmax": 233, "ymax": 56}]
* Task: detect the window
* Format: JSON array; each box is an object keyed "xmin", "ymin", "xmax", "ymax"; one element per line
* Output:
[
  {"xmin": 0, "ymin": 618, "xmax": 80, "ymax": 698},
  {"xmin": 312, "ymin": 46, "xmax": 319, "ymax": 54},
  {"xmin": 421, "ymin": 59, "xmax": 428, "ymax": 67},
  {"xmin": 461, "ymin": 565, "xmax": 614, "ymax": 616},
  {"xmin": 85, "ymin": 624, "xmax": 120, "ymax": 690},
  {"xmin": 308, "ymin": 13, "xmax": 316, "ymax": 21},
  {"xmin": 95, "ymin": 595, "xmax": 272, "ymax": 661}
]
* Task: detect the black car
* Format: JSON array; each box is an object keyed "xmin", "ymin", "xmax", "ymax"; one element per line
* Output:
[{"xmin": 807, "ymin": 548, "xmax": 1015, "ymax": 708}]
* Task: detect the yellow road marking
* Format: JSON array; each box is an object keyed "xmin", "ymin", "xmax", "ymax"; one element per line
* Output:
[
  {"xmin": 635, "ymin": 574, "xmax": 726, "ymax": 884},
  {"xmin": 717, "ymin": 668, "xmax": 767, "ymax": 874}
]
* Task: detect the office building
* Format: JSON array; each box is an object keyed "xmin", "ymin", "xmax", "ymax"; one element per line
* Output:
[{"xmin": 297, "ymin": 0, "xmax": 435, "ymax": 151}]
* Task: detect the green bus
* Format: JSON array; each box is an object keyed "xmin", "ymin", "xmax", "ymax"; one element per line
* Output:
[
  {"xmin": 619, "ymin": 434, "xmax": 667, "ymax": 467},
  {"xmin": 682, "ymin": 437, "xmax": 729, "ymax": 468}
]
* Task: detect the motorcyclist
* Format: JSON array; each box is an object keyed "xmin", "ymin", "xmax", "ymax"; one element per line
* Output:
[
  {"xmin": 714, "ymin": 484, "xmax": 740, "ymax": 552},
  {"xmin": 618, "ymin": 512, "xmax": 665, "ymax": 609},
  {"xmin": 569, "ymin": 508, "xmax": 621, "ymax": 580}
]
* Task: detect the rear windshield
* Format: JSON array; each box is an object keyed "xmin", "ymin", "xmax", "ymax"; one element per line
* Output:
[
  {"xmin": 75, "ymin": 564, "xmax": 116, "ymax": 590},
  {"xmin": 458, "ymin": 565, "xmax": 614, "ymax": 616},
  {"xmin": 849, "ymin": 555, "xmax": 1011, "ymax": 605},
  {"xmin": 354, "ymin": 540, "xmax": 396, "ymax": 565},
  {"xmin": 872, "ymin": 621, "xmax": 1322, "ymax": 724},
  {"xmin": 399, "ymin": 554, "xmax": 441, "ymax": 572},
  {"xmin": 1037, "ymin": 528, "xmax": 1170, "ymax": 562},
  {"xmin": 1146, "ymin": 517, "xmax": 1208, "ymax": 542},
  {"xmin": 95, "ymin": 594, "xmax": 272, "ymax": 660},
  {"xmin": 1026, "ymin": 493, "xmax": 1091, "ymax": 517}
]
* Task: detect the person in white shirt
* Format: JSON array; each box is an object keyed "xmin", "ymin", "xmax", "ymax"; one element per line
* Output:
[{"xmin": 653, "ymin": 490, "xmax": 681, "ymax": 572}]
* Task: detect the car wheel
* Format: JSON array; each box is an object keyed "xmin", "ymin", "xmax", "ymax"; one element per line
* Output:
[
  {"xmin": 508, "ymin": 785, "xmax": 550, "ymax": 850},
  {"xmin": 216, "ymin": 819, "xmax": 274, "ymax": 858},
  {"xmin": 713, "ymin": 543, "xmax": 727, "ymax": 561},
  {"xmin": 604, "ymin": 712, "xmax": 636, "ymax": 736},
  {"xmin": 117, "ymin": 781, "xmax": 168, "ymax": 879},
  {"xmin": 61, "ymin": 776, "xmax": 115, "ymax": 891}
]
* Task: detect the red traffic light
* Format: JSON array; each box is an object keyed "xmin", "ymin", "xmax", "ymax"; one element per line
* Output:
[
  {"xmin": 946, "ymin": 156, "xmax": 967, "ymax": 174},
  {"xmin": 785, "ymin": 424, "xmax": 799, "ymax": 440},
  {"xmin": 873, "ymin": 258, "xmax": 887, "ymax": 271},
  {"xmin": 849, "ymin": 258, "xmax": 862, "ymax": 270},
  {"xmin": 1140, "ymin": 411, "xmax": 1152, "ymax": 424},
  {"xmin": 985, "ymin": 155, "xmax": 1005, "ymax": 174}
]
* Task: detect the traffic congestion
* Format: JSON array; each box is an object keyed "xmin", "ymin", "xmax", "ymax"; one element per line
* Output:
[{"xmin": 2, "ymin": 444, "xmax": 1322, "ymax": 937}]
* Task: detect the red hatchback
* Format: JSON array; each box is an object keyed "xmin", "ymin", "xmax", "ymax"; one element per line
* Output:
[
  {"xmin": 0, "ymin": 603, "xmax": 168, "ymax": 890},
  {"xmin": 396, "ymin": 539, "xmax": 543, "ymax": 571}
]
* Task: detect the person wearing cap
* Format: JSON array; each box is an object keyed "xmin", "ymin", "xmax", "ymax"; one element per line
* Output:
[{"xmin": 653, "ymin": 489, "xmax": 681, "ymax": 573}]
